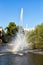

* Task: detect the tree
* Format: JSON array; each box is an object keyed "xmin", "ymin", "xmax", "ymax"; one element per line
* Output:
[
  {"xmin": 35, "ymin": 23, "xmax": 43, "ymax": 48},
  {"xmin": 27, "ymin": 23, "xmax": 43, "ymax": 49},
  {"xmin": 5, "ymin": 22, "xmax": 18, "ymax": 42}
]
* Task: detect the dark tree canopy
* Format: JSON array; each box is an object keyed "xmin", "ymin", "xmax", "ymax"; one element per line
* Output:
[{"xmin": 5, "ymin": 22, "xmax": 18, "ymax": 36}]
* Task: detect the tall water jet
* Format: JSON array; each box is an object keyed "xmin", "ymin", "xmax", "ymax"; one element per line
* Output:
[
  {"xmin": 19, "ymin": 8, "xmax": 23, "ymax": 32},
  {"xmin": 11, "ymin": 8, "xmax": 28, "ymax": 52},
  {"xmin": 20, "ymin": 8, "xmax": 23, "ymax": 24}
]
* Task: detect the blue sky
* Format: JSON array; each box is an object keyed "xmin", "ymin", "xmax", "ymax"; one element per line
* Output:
[{"xmin": 0, "ymin": 0, "xmax": 43, "ymax": 28}]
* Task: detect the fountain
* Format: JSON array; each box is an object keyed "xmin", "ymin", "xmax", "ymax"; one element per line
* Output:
[
  {"xmin": 1, "ymin": 8, "xmax": 29, "ymax": 54},
  {"xmin": 11, "ymin": 8, "xmax": 28, "ymax": 52}
]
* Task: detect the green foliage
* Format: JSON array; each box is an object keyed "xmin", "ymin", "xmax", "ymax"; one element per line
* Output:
[
  {"xmin": 27, "ymin": 23, "xmax": 43, "ymax": 49},
  {"xmin": 5, "ymin": 22, "xmax": 18, "ymax": 37},
  {"xmin": 4, "ymin": 22, "xmax": 18, "ymax": 42}
]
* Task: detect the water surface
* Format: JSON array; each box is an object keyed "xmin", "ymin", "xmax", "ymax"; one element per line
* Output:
[{"xmin": 0, "ymin": 52, "xmax": 43, "ymax": 65}]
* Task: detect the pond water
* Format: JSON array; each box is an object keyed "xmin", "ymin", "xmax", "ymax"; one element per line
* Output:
[{"xmin": 0, "ymin": 52, "xmax": 43, "ymax": 65}]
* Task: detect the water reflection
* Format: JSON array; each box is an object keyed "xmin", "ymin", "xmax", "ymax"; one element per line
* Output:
[
  {"xmin": 28, "ymin": 53, "xmax": 43, "ymax": 65},
  {"xmin": 0, "ymin": 54, "xmax": 7, "ymax": 65},
  {"xmin": 0, "ymin": 52, "xmax": 43, "ymax": 65},
  {"xmin": 0, "ymin": 53, "xmax": 28, "ymax": 65}
]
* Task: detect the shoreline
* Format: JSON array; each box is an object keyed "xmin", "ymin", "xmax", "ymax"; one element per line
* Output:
[
  {"xmin": 28, "ymin": 49, "xmax": 43, "ymax": 55},
  {"xmin": 0, "ymin": 49, "xmax": 43, "ymax": 55}
]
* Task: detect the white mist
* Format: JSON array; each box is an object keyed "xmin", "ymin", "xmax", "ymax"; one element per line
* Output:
[{"xmin": 11, "ymin": 8, "xmax": 28, "ymax": 52}]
